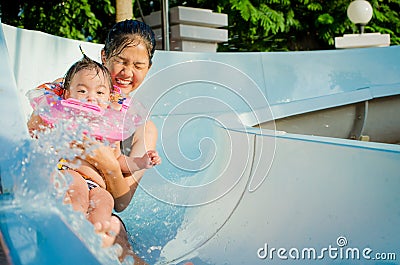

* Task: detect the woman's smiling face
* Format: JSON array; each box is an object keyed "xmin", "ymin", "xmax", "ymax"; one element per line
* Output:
[{"xmin": 103, "ymin": 42, "xmax": 151, "ymax": 96}]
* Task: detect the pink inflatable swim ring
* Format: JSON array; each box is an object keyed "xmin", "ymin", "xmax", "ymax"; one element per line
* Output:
[{"xmin": 26, "ymin": 85, "xmax": 146, "ymax": 142}]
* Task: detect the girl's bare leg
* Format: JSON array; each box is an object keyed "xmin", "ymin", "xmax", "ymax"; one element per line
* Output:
[
  {"xmin": 87, "ymin": 187, "xmax": 119, "ymax": 246},
  {"xmin": 62, "ymin": 169, "xmax": 89, "ymax": 213}
]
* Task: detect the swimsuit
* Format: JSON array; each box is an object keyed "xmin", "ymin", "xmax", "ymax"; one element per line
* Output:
[
  {"xmin": 57, "ymin": 159, "xmax": 99, "ymax": 190},
  {"xmin": 37, "ymin": 82, "xmax": 64, "ymax": 97},
  {"xmin": 84, "ymin": 179, "xmax": 100, "ymax": 190}
]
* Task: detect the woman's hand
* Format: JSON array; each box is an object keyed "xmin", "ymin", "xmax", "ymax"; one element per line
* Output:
[
  {"xmin": 73, "ymin": 137, "xmax": 130, "ymax": 204},
  {"xmin": 78, "ymin": 138, "xmax": 121, "ymax": 173}
]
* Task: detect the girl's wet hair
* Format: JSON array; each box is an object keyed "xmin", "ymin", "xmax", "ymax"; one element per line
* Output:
[
  {"xmin": 103, "ymin": 19, "xmax": 156, "ymax": 65},
  {"xmin": 63, "ymin": 50, "xmax": 113, "ymax": 92}
]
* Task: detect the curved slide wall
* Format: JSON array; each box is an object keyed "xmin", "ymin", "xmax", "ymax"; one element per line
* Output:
[{"xmin": 1, "ymin": 23, "xmax": 399, "ymax": 265}]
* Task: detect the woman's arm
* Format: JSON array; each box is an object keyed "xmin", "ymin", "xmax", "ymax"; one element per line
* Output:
[
  {"xmin": 80, "ymin": 120, "xmax": 159, "ymax": 212},
  {"xmin": 80, "ymin": 140, "xmax": 131, "ymax": 211},
  {"xmin": 114, "ymin": 120, "xmax": 159, "ymax": 208}
]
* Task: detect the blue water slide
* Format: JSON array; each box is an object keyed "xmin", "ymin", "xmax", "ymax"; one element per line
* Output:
[
  {"xmin": 1, "ymin": 22, "xmax": 399, "ymax": 265},
  {"xmin": 0, "ymin": 23, "xmax": 105, "ymax": 265}
]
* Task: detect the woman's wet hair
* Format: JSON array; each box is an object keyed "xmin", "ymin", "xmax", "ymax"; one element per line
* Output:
[
  {"xmin": 103, "ymin": 19, "xmax": 156, "ymax": 65},
  {"xmin": 63, "ymin": 49, "xmax": 113, "ymax": 92}
]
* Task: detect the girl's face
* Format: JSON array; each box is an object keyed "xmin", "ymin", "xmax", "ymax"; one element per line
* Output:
[
  {"xmin": 64, "ymin": 68, "xmax": 111, "ymax": 109},
  {"xmin": 102, "ymin": 42, "xmax": 151, "ymax": 96}
]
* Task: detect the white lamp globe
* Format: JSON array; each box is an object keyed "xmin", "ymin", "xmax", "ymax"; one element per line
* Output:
[{"xmin": 347, "ymin": 0, "xmax": 373, "ymax": 25}]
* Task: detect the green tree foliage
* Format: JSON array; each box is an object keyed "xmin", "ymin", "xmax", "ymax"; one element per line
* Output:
[
  {"xmin": 0, "ymin": 0, "xmax": 115, "ymax": 43},
  {"xmin": 1, "ymin": 0, "xmax": 399, "ymax": 50},
  {"xmin": 214, "ymin": 0, "xmax": 400, "ymax": 51}
]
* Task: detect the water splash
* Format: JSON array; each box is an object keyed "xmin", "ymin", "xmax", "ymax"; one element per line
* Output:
[{"xmin": 8, "ymin": 120, "xmax": 125, "ymax": 264}]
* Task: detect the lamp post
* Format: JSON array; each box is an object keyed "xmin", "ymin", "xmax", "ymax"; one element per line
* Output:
[
  {"xmin": 161, "ymin": 0, "xmax": 170, "ymax": 51},
  {"xmin": 347, "ymin": 0, "xmax": 373, "ymax": 34},
  {"xmin": 334, "ymin": 0, "xmax": 390, "ymax": 48}
]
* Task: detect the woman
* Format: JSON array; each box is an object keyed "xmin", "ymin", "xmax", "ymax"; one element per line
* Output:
[
  {"xmin": 100, "ymin": 19, "xmax": 159, "ymax": 212},
  {"xmin": 83, "ymin": 20, "xmax": 160, "ymax": 261}
]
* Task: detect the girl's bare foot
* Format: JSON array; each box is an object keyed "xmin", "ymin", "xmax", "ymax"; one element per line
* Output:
[{"xmin": 94, "ymin": 215, "xmax": 121, "ymax": 247}]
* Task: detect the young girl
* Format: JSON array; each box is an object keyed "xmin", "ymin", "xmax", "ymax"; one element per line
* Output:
[
  {"xmin": 28, "ymin": 20, "xmax": 159, "ymax": 211},
  {"xmin": 27, "ymin": 54, "xmax": 160, "ymax": 247}
]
